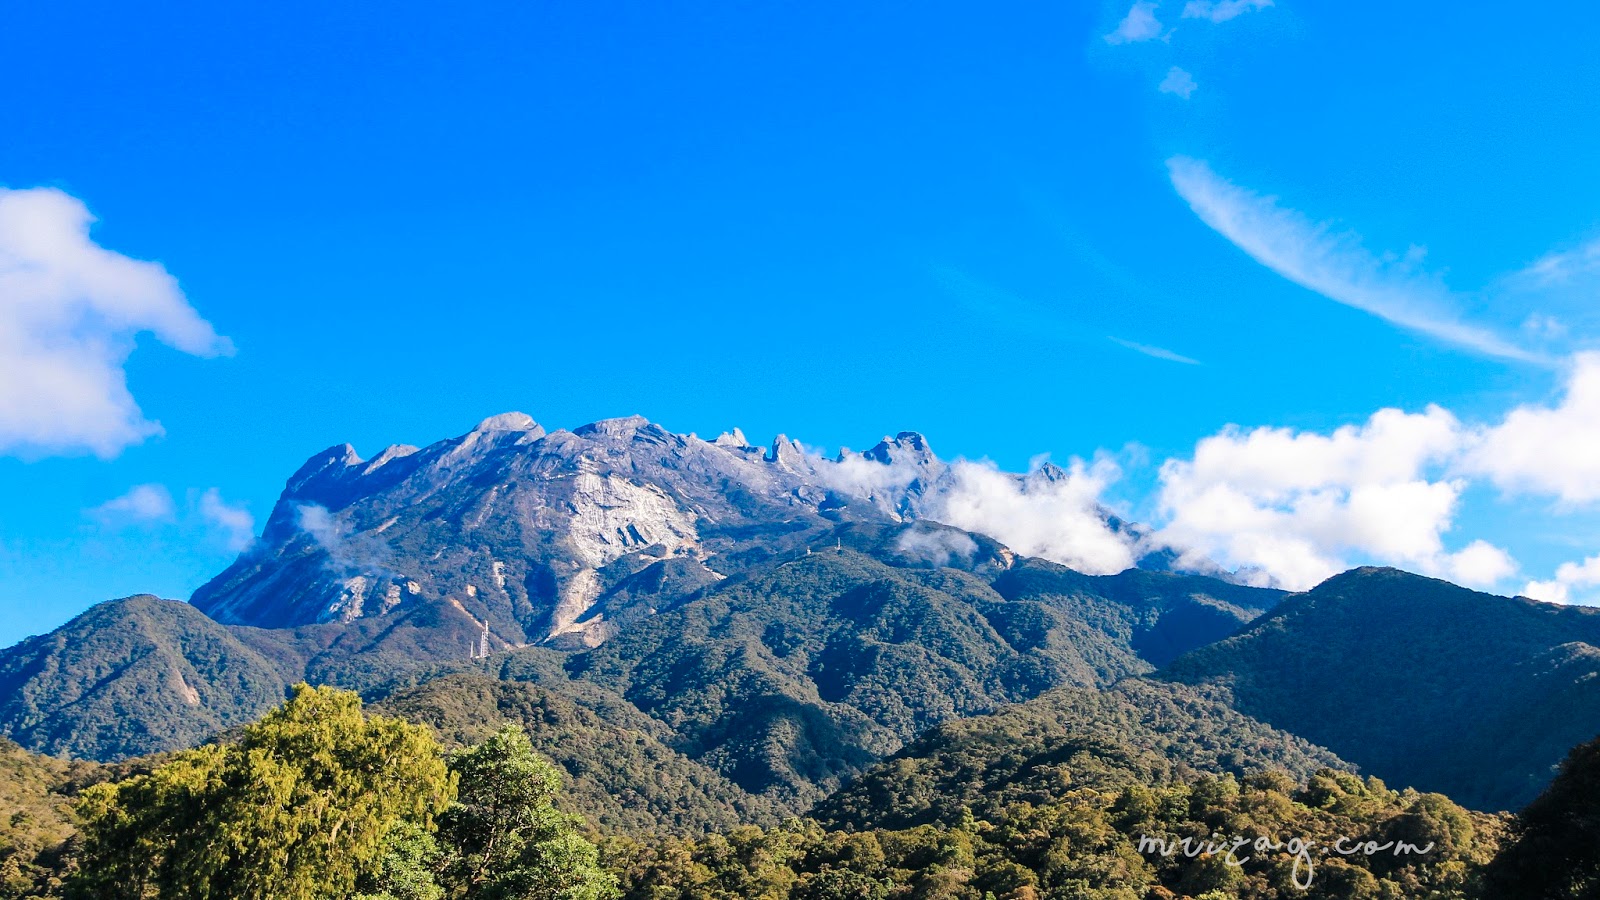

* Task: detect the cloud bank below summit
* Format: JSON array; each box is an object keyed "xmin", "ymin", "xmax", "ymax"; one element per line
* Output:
[{"xmin": 808, "ymin": 354, "xmax": 1600, "ymax": 602}]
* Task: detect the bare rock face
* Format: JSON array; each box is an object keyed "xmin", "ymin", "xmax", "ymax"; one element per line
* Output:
[{"xmin": 192, "ymin": 414, "xmax": 906, "ymax": 644}]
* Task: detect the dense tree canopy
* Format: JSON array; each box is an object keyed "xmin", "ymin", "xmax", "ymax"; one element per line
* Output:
[
  {"xmin": 611, "ymin": 769, "xmax": 1504, "ymax": 900},
  {"xmin": 59, "ymin": 687, "xmax": 613, "ymax": 900},
  {"xmin": 68, "ymin": 685, "xmax": 452, "ymax": 900}
]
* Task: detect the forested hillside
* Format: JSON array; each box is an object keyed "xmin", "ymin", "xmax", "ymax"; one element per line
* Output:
[
  {"xmin": 0, "ymin": 597, "xmax": 290, "ymax": 760},
  {"xmin": 813, "ymin": 678, "xmax": 1345, "ymax": 832},
  {"xmin": 1162, "ymin": 567, "xmax": 1600, "ymax": 810}
]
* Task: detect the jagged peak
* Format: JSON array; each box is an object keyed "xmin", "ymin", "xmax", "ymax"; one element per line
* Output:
[
  {"xmin": 863, "ymin": 431, "xmax": 937, "ymax": 466},
  {"xmin": 472, "ymin": 411, "xmax": 542, "ymax": 434},
  {"xmin": 285, "ymin": 443, "xmax": 363, "ymax": 493},
  {"xmin": 712, "ymin": 427, "xmax": 753, "ymax": 450},
  {"xmin": 767, "ymin": 434, "xmax": 807, "ymax": 467},
  {"xmin": 364, "ymin": 444, "xmax": 420, "ymax": 473},
  {"xmin": 1027, "ymin": 461, "xmax": 1069, "ymax": 484},
  {"xmin": 892, "ymin": 431, "xmax": 931, "ymax": 452},
  {"xmin": 574, "ymin": 415, "xmax": 652, "ymax": 437}
]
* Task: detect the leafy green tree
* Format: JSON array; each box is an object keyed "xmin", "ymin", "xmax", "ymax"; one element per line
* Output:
[
  {"xmin": 354, "ymin": 821, "xmax": 446, "ymax": 900},
  {"xmin": 437, "ymin": 724, "xmax": 617, "ymax": 899},
  {"xmin": 68, "ymin": 684, "xmax": 452, "ymax": 900}
]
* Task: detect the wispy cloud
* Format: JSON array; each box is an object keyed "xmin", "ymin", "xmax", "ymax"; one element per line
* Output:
[
  {"xmin": 1158, "ymin": 66, "xmax": 1198, "ymax": 99},
  {"xmin": 1182, "ymin": 0, "xmax": 1272, "ymax": 23},
  {"xmin": 1166, "ymin": 156, "xmax": 1546, "ymax": 364},
  {"xmin": 1105, "ymin": 1, "xmax": 1163, "ymax": 44},
  {"xmin": 1515, "ymin": 236, "xmax": 1600, "ymax": 288},
  {"xmin": 1110, "ymin": 336, "xmax": 1201, "ymax": 365},
  {"xmin": 199, "ymin": 488, "xmax": 255, "ymax": 551},
  {"xmin": 89, "ymin": 484, "xmax": 176, "ymax": 524}
]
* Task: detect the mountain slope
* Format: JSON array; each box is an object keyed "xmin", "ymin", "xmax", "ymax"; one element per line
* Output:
[
  {"xmin": 1162, "ymin": 566, "xmax": 1600, "ymax": 811},
  {"xmin": 990, "ymin": 558, "xmax": 1281, "ymax": 667},
  {"xmin": 561, "ymin": 545, "xmax": 1280, "ymax": 809},
  {"xmin": 0, "ymin": 596, "xmax": 291, "ymax": 760},
  {"xmin": 811, "ymin": 677, "xmax": 1346, "ymax": 831}
]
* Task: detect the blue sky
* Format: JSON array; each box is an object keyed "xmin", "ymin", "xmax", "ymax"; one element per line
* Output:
[{"xmin": 4, "ymin": 0, "xmax": 1600, "ymax": 644}]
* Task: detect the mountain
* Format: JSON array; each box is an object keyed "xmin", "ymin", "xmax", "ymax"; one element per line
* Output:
[
  {"xmin": 189, "ymin": 413, "xmax": 1183, "ymax": 649},
  {"xmin": 1, "ymin": 413, "xmax": 1283, "ymax": 766},
  {"xmin": 191, "ymin": 414, "xmax": 932, "ymax": 643},
  {"xmin": 1161, "ymin": 566, "xmax": 1600, "ymax": 811},
  {"xmin": 0, "ymin": 596, "xmax": 291, "ymax": 760},
  {"xmin": 0, "ymin": 528, "xmax": 1275, "ymax": 768}
]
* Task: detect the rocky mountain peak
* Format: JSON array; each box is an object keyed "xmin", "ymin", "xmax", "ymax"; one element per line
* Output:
[
  {"xmin": 192, "ymin": 411, "xmax": 1182, "ymax": 647},
  {"xmin": 863, "ymin": 431, "xmax": 937, "ymax": 467},
  {"xmin": 472, "ymin": 411, "xmax": 542, "ymax": 434},
  {"xmin": 712, "ymin": 427, "xmax": 754, "ymax": 451},
  {"xmin": 573, "ymin": 414, "xmax": 653, "ymax": 438}
]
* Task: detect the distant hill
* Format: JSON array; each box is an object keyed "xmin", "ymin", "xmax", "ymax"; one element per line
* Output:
[
  {"xmin": 0, "ymin": 596, "xmax": 291, "ymax": 760},
  {"xmin": 619, "ymin": 683, "xmax": 1503, "ymax": 900},
  {"xmin": 1161, "ymin": 567, "xmax": 1600, "ymax": 811}
]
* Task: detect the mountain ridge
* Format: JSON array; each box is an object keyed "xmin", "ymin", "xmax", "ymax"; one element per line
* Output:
[{"xmin": 1161, "ymin": 565, "xmax": 1600, "ymax": 810}]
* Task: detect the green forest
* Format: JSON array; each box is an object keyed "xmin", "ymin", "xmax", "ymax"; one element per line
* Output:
[{"xmin": 5, "ymin": 684, "xmax": 1599, "ymax": 900}]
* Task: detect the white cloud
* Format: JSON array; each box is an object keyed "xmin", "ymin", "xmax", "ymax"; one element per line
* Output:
[
  {"xmin": 1154, "ymin": 405, "xmax": 1517, "ymax": 590},
  {"xmin": 296, "ymin": 502, "xmax": 393, "ymax": 575},
  {"xmin": 1182, "ymin": 0, "xmax": 1272, "ymax": 23},
  {"xmin": 89, "ymin": 483, "xmax": 176, "ymax": 524},
  {"xmin": 1158, "ymin": 66, "xmax": 1198, "ymax": 99},
  {"xmin": 1165, "ymin": 156, "xmax": 1545, "ymax": 363},
  {"xmin": 895, "ymin": 527, "xmax": 979, "ymax": 567},
  {"xmin": 931, "ymin": 457, "xmax": 1136, "ymax": 575},
  {"xmin": 1524, "ymin": 555, "xmax": 1600, "ymax": 605},
  {"xmin": 199, "ymin": 488, "xmax": 255, "ymax": 551},
  {"xmin": 1110, "ymin": 336, "xmax": 1200, "ymax": 364},
  {"xmin": 1465, "ymin": 352, "xmax": 1600, "ymax": 505},
  {"xmin": 1439, "ymin": 539, "xmax": 1519, "ymax": 589},
  {"xmin": 0, "ymin": 187, "xmax": 231, "ymax": 459},
  {"xmin": 1105, "ymin": 1, "xmax": 1163, "ymax": 44},
  {"xmin": 821, "ymin": 452, "xmax": 923, "ymax": 499}
]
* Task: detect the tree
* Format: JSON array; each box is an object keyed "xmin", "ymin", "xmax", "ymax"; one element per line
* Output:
[
  {"xmin": 68, "ymin": 685, "xmax": 453, "ymax": 900},
  {"xmin": 437, "ymin": 724, "xmax": 617, "ymax": 900},
  {"xmin": 354, "ymin": 820, "xmax": 446, "ymax": 900},
  {"xmin": 1483, "ymin": 732, "xmax": 1600, "ymax": 898}
]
